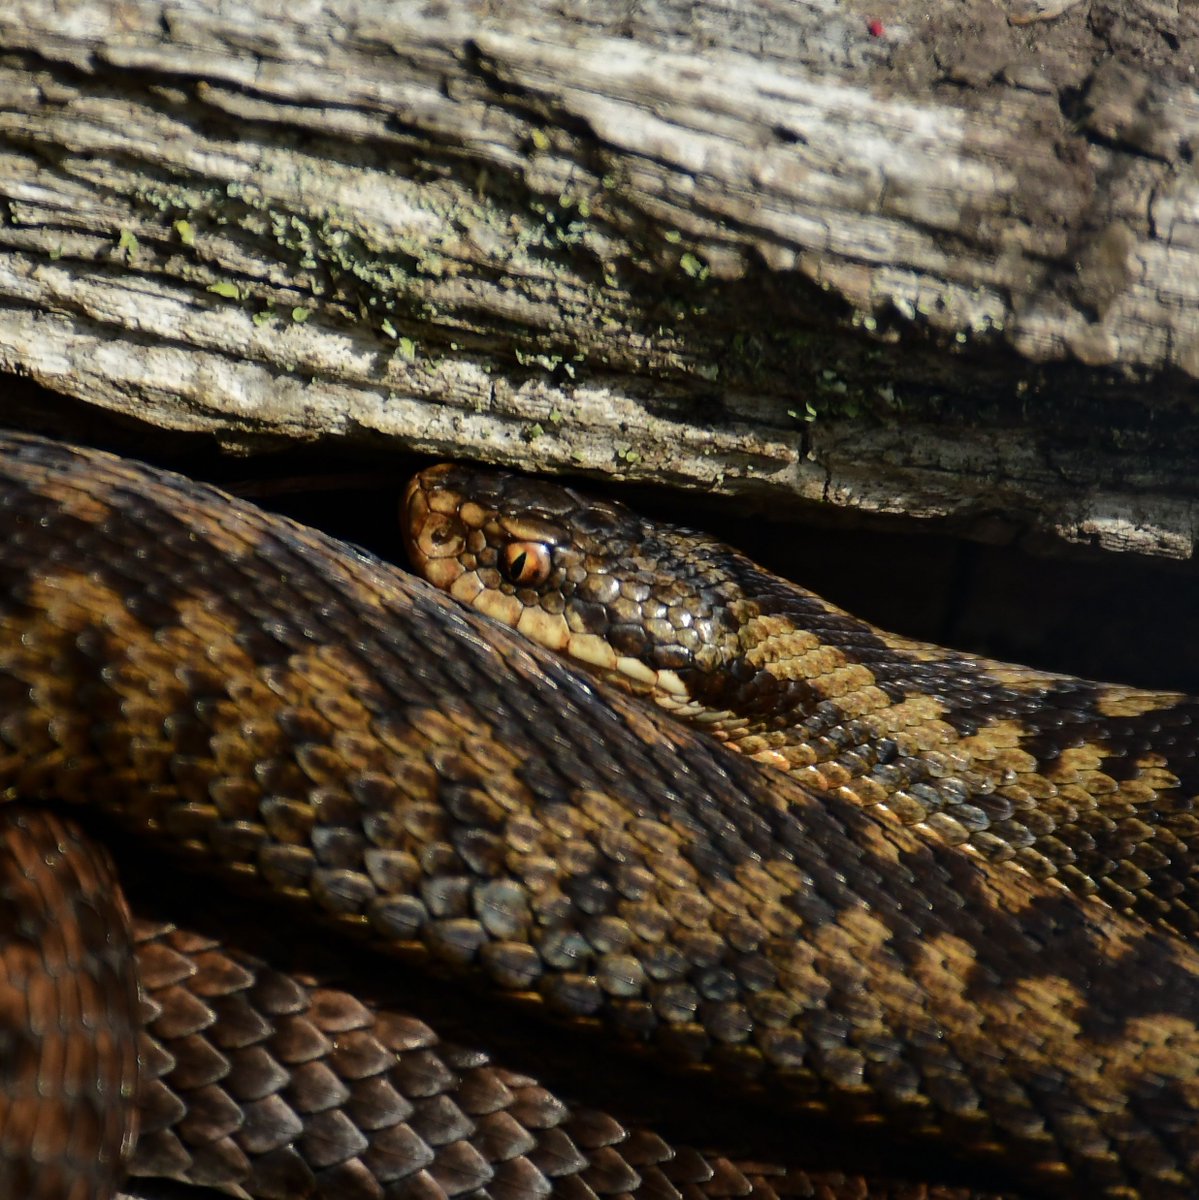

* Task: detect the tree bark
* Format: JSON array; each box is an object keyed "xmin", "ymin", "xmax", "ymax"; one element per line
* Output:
[{"xmin": 1, "ymin": 0, "xmax": 1198, "ymax": 562}]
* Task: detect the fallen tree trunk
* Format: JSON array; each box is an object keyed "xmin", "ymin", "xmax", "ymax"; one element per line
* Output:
[{"xmin": 2, "ymin": 0, "xmax": 1198, "ymax": 560}]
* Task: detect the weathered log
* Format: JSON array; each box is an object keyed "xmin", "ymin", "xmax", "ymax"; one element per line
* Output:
[{"xmin": 1, "ymin": 0, "xmax": 1197, "ymax": 565}]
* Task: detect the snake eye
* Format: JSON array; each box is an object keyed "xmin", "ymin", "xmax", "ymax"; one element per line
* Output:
[{"xmin": 500, "ymin": 541, "xmax": 552, "ymax": 586}]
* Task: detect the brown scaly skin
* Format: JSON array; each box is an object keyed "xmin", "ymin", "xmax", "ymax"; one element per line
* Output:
[
  {"xmin": 404, "ymin": 463, "xmax": 1199, "ymax": 940},
  {"xmin": 125, "ymin": 889, "xmax": 1006, "ymax": 1200},
  {"xmin": 1, "ymin": 437, "xmax": 1199, "ymax": 1199},
  {"xmin": 129, "ymin": 913, "xmax": 977, "ymax": 1200},
  {"xmin": 0, "ymin": 810, "xmax": 138, "ymax": 1200},
  {"xmin": 8, "ymin": 818, "xmax": 997, "ymax": 1200}
]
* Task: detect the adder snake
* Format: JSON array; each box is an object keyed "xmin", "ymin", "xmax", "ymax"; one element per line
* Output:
[
  {"xmin": 403, "ymin": 464, "xmax": 1199, "ymax": 940},
  {"xmin": 0, "ymin": 433, "xmax": 1197, "ymax": 1200}
]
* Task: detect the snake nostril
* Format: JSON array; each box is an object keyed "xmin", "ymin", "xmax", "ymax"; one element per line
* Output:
[{"xmin": 418, "ymin": 518, "xmax": 464, "ymax": 560}]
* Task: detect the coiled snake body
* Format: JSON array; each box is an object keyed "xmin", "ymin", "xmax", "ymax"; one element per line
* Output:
[{"xmin": 0, "ymin": 434, "xmax": 1197, "ymax": 1200}]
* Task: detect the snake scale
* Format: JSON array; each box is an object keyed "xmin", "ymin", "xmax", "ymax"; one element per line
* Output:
[{"xmin": 0, "ymin": 435, "xmax": 1197, "ymax": 1200}]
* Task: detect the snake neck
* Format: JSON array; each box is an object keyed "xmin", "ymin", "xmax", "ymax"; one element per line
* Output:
[{"xmin": 404, "ymin": 463, "xmax": 1199, "ymax": 937}]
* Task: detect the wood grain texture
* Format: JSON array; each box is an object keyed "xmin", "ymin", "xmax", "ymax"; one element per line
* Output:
[{"xmin": 0, "ymin": 2, "xmax": 1198, "ymax": 558}]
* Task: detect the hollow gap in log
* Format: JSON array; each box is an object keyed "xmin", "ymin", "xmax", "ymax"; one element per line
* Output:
[{"xmin": 236, "ymin": 452, "xmax": 1199, "ymax": 696}]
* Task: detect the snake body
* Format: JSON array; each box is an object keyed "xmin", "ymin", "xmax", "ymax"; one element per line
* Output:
[{"xmin": 0, "ymin": 435, "xmax": 1198, "ymax": 1200}]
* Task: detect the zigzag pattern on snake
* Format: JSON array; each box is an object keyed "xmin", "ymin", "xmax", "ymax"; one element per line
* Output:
[
  {"xmin": 404, "ymin": 463, "xmax": 1199, "ymax": 939},
  {"xmin": 0, "ymin": 434, "xmax": 1197, "ymax": 1200}
]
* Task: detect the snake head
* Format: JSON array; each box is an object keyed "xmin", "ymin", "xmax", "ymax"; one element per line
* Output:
[{"xmin": 402, "ymin": 463, "xmax": 747, "ymax": 717}]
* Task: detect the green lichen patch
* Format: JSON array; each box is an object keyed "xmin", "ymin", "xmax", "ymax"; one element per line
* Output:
[
  {"xmin": 116, "ymin": 228, "xmax": 139, "ymax": 261},
  {"xmin": 207, "ymin": 280, "xmax": 241, "ymax": 300}
]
